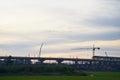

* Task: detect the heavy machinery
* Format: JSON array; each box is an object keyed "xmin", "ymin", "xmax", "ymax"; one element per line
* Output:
[
  {"xmin": 72, "ymin": 44, "xmax": 100, "ymax": 57},
  {"xmin": 39, "ymin": 43, "xmax": 44, "ymax": 58}
]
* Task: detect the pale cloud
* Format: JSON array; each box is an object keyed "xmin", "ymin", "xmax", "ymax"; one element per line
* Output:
[{"xmin": 0, "ymin": 0, "xmax": 120, "ymax": 57}]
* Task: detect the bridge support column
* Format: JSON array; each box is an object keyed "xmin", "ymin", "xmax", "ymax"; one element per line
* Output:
[
  {"xmin": 89, "ymin": 61, "xmax": 92, "ymax": 65},
  {"xmin": 24, "ymin": 59, "xmax": 32, "ymax": 64},
  {"xmin": 74, "ymin": 61, "xmax": 78, "ymax": 65},
  {"xmin": 38, "ymin": 59, "xmax": 45, "ymax": 64},
  {"xmin": 56, "ymin": 59, "xmax": 63, "ymax": 64}
]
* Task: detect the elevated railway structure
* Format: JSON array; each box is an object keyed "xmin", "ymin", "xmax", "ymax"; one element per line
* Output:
[{"xmin": 0, "ymin": 56, "xmax": 120, "ymax": 71}]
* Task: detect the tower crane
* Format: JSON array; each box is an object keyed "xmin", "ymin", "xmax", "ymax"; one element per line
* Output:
[
  {"xmin": 72, "ymin": 45, "xmax": 100, "ymax": 57},
  {"xmin": 39, "ymin": 43, "xmax": 44, "ymax": 58},
  {"xmin": 105, "ymin": 51, "xmax": 108, "ymax": 57}
]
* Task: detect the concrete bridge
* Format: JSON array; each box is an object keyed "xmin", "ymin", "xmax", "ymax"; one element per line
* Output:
[
  {"xmin": 0, "ymin": 56, "xmax": 91, "ymax": 64},
  {"xmin": 0, "ymin": 56, "xmax": 120, "ymax": 71},
  {"xmin": 0, "ymin": 56, "xmax": 120, "ymax": 65}
]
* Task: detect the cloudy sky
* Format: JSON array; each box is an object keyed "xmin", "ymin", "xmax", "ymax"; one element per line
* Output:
[{"xmin": 0, "ymin": 0, "xmax": 120, "ymax": 58}]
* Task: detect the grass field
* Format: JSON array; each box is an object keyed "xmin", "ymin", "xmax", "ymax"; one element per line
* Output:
[{"xmin": 0, "ymin": 72, "xmax": 120, "ymax": 80}]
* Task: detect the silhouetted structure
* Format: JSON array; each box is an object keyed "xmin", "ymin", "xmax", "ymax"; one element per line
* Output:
[{"xmin": 0, "ymin": 56, "xmax": 120, "ymax": 71}]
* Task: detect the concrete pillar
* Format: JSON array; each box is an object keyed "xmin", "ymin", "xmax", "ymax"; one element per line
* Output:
[
  {"xmin": 38, "ymin": 59, "xmax": 45, "ymax": 64},
  {"xmin": 75, "ymin": 61, "xmax": 78, "ymax": 64},
  {"xmin": 24, "ymin": 59, "xmax": 32, "ymax": 64},
  {"xmin": 56, "ymin": 59, "xmax": 63, "ymax": 64}
]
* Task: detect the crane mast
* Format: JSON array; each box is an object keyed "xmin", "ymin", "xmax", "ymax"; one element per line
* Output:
[
  {"xmin": 92, "ymin": 44, "xmax": 100, "ymax": 57},
  {"xmin": 39, "ymin": 43, "xmax": 44, "ymax": 58}
]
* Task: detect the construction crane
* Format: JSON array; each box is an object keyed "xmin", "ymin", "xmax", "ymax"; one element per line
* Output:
[
  {"xmin": 105, "ymin": 52, "xmax": 108, "ymax": 57},
  {"xmin": 39, "ymin": 43, "xmax": 44, "ymax": 58},
  {"xmin": 72, "ymin": 45, "xmax": 100, "ymax": 57}
]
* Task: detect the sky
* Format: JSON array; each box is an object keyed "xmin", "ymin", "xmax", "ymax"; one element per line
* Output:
[{"xmin": 0, "ymin": 0, "xmax": 120, "ymax": 58}]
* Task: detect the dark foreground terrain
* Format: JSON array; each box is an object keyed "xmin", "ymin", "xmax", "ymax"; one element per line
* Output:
[
  {"xmin": 0, "ymin": 65, "xmax": 87, "ymax": 76},
  {"xmin": 0, "ymin": 72, "xmax": 120, "ymax": 80}
]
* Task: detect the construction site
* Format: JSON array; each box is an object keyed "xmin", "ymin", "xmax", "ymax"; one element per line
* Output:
[{"xmin": 0, "ymin": 45, "xmax": 120, "ymax": 71}]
